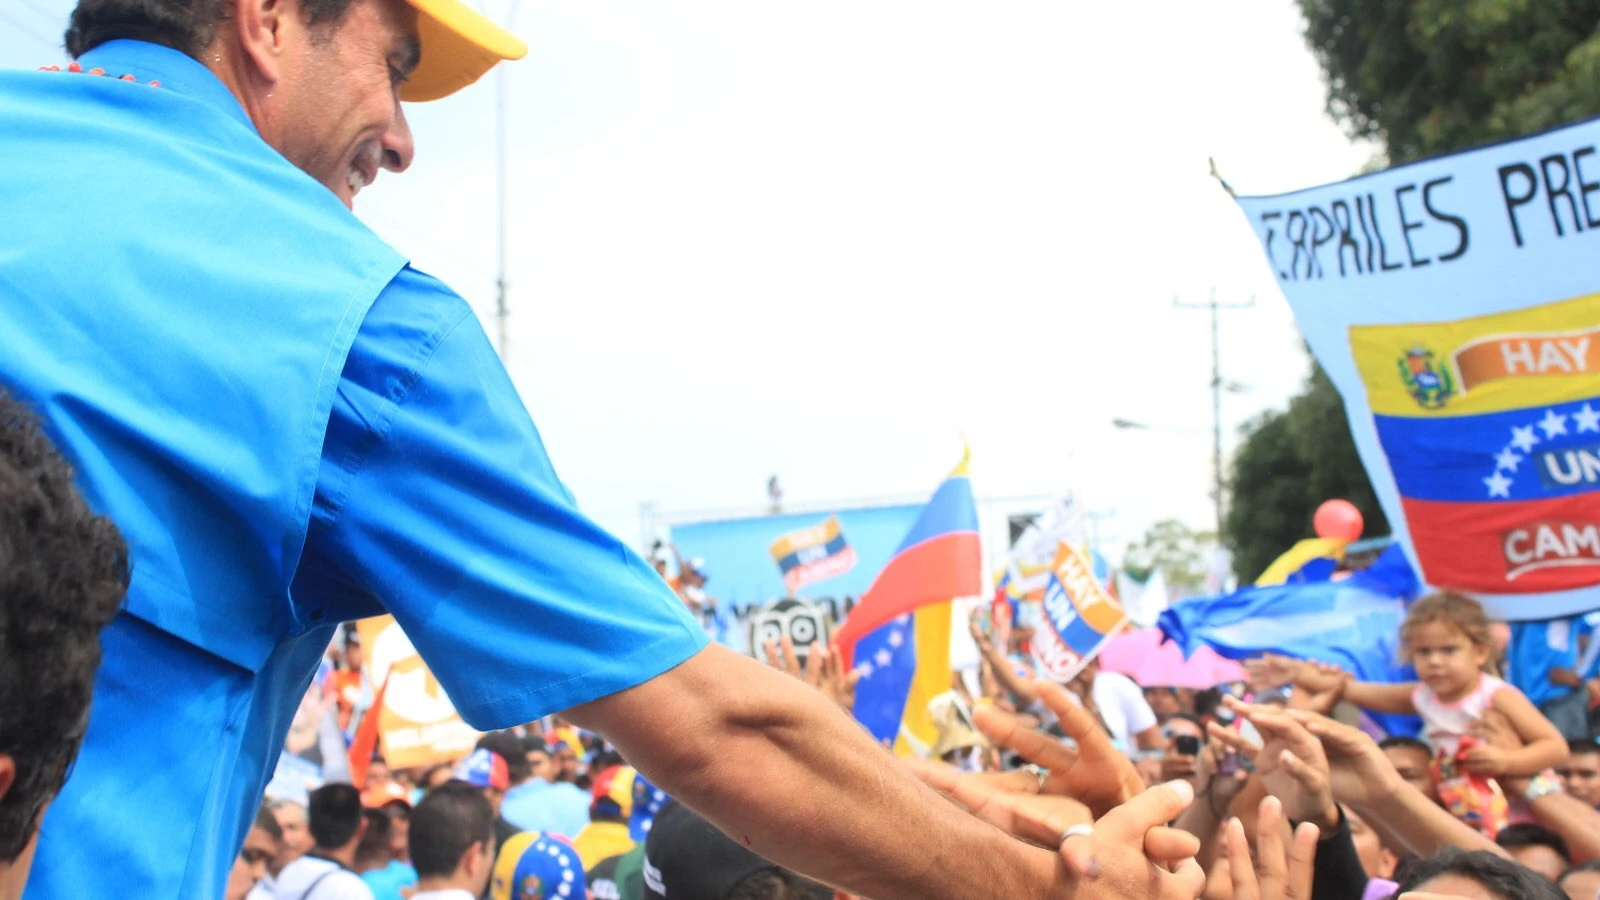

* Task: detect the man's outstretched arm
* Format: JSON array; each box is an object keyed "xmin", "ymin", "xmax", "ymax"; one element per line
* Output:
[{"xmin": 566, "ymin": 643, "xmax": 1204, "ymax": 900}]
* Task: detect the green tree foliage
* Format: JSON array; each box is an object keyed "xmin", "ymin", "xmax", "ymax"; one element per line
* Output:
[
  {"xmin": 1299, "ymin": 0, "xmax": 1600, "ymax": 163},
  {"xmin": 1124, "ymin": 519, "xmax": 1213, "ymax": 595},
  {"xmin": 1223, "ymin": 359, "xmax": 1389, "ymax": 584}
]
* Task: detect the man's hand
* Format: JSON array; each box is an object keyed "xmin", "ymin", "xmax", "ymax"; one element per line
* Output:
[
  {"xmin": 1460, "ymin": 743, "xmax": 1509, "ymax": 777},
  {"xmin": 973, "ymin": 679, "xmax": 1145, "ymax": 818},
  {"xmin": 1067, "ymin": 781, "xmax": 1208, "ymax": 900},
  {"xmin": 1160, "ymin": 749, "xmax": 1199, "ymax": 784},
  {"xmin": 1224, "ymin": 796, "xmax": 1318, "ymax": 900},
  {"xmin": 1283, "ymin": 709, "xmax": 1404, "ymax": 806},
  {"xmin": 904, "ymin": 758, "xmax": 1094, "ymax": 849},
  {"xmin": 1208, "ymin": 700, "xmax": 1338, "ymax": 831},
  {"xmin": 1550, "ymin": 666, "xmax": 1583, "ymax": 689}
]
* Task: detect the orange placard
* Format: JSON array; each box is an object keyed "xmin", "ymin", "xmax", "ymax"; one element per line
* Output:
[{"xmin": 354, "ymin": 616, "xmax": 480, "ymax": 769}]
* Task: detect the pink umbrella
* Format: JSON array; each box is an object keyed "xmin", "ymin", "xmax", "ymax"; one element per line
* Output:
[{"xmin": 1097, "ymin": 627, "xmax": 1247, "ymax": 689}]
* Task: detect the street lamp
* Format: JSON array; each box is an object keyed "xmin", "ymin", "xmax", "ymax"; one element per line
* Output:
[{"xmin": 1111, "ymin": 418, "xmax": 1207, "ymax": 435}]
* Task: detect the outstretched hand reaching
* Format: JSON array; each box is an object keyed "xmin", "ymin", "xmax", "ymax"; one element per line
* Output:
[{"xmin": 967, "ymin": 679, "xmax": 1146, "ymax": 818}]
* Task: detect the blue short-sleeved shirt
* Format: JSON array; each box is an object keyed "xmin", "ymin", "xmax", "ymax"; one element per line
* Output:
[
  {"xmin": 300, "ymin": 266, "xmax": 707, "ymax": 723},
  {"xmin": 5, "ymin": 41, "xmax": 706, "ymax": 900}
]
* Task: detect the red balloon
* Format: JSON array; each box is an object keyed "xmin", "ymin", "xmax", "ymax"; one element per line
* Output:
[{"xmin": 1313, "ymin": 499, "xmax": 1364, "ymax": 542}]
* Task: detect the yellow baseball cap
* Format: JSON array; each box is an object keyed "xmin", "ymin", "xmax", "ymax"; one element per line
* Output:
[{"xmin": 402, "ymin": 0, "xmax": 528, "ymax": 102}]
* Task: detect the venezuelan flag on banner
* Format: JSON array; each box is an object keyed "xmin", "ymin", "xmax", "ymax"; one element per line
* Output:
[
  {"xmin": 841, "ymin": 451, "xmax": 981, "ymax": 752},
  {"xmin": 1233, "ymin": 115, "xmax": 1600, "ymax": 619},
  {"xmin": 1351, "ymin": 294, "xmax": 1600, "ymax": 595}
]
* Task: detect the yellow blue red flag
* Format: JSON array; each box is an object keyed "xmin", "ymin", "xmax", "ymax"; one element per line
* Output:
[{"xmin": 842, "ymin": 451, "xmax": 981, "ymax": 751}]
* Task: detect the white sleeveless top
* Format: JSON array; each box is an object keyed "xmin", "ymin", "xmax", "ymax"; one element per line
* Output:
[{"xmin": 1412, "ymin": 673, "xmax": 1511, "ymax": 758}]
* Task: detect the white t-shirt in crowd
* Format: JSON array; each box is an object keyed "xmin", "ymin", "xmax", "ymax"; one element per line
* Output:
[
  {"xmin": 272, "ymin": 856, "xmax": 374, "ymax": 900},
  {"xmin": 1091, "ymin": 670, "xmax": 1158, "ymax": 751}
]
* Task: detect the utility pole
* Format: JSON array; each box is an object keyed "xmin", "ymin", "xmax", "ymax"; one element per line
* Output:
[
  {"xmin": 494, "ymin": 66, "xmax": 508, "ymax": 358},
  {"xmin": 492, "ymin": 0, "xmax": 521, "ymax": 360},
  {"xmin": 1174, "ymin": 288, "xmax": 1253, "ymax": 538}
]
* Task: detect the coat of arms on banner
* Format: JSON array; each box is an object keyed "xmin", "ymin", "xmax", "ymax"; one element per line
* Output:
[{"xmin": 1398, "ymin": 345, "xmax": 1455, "ymax": 409}]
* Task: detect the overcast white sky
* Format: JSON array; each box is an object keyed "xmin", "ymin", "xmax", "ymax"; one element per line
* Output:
[{"xmin": 3, "ymin": 0, "xmax": 1377, "ymax": 557}]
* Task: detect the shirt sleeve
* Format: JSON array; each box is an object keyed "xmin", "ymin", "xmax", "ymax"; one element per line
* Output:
[
  {"xmin": 1108, "ymin": 672, "xmax": 1158, "ymax": 735},
  {"xmin": 1308, "ymin": 809, "xmax": 1372, "ymax": 900},
  {"xmin": 300, "ymin": 267, "xmax": 708, "ymax": 729}
]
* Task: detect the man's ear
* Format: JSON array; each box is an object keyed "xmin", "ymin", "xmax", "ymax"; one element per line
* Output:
[
  {"xmin": 0, "ymin": 755, "xmax": 14, "ymax": 804},
  {"xmin": 462, "ymin": 840, "xmax": 488, "ymax": 878},
  {"xmin": 232, "ymin": 0, "xmax": 292, "ymax": 85}
]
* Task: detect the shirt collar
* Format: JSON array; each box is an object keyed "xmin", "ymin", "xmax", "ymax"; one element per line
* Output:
[{"xmin": 76, "ymin": 39, "xmax": 256, "ymax": 133}]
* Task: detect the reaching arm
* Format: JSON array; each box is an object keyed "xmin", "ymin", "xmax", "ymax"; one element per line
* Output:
[
  {"xmin": 1354, "ymin": 776, "xmax": 1507, "ymax": 858},
  {"xmin": 566, "ymin": 644, "xmax": 1202, "ymax": 900},
  {"xmin": 1486, "ymin": 688, "xmax": 1569, "ymax": 776},
  {"xmin": 969, "ymin": 619, "xmax": 1039, "ymax": 708},
  {"xmin": 1133, "ymin": 725, "xmax": 1165, "ymax": 752},
  {"xmin": 1497, "ymin": 769, "xmax": 1600, "ymax": 863},
  {"xmin": 1339, "ymin": 679, "xmax": 1419, "ymax": 715}
]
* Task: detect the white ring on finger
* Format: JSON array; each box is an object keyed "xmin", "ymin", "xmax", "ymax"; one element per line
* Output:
[{"xmin": 1058, "ymin": 824, "xmax": 1094, "ymax": 848}]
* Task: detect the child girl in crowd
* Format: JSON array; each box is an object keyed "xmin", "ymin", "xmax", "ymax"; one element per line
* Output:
[{"xmin": 1292, "ymin": 591, "xmax": 1567, "ymax": 832}]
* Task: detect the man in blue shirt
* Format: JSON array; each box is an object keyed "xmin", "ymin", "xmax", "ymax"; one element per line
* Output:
[{"xmin": 0, "ymin": 2, "xmax": 1202, "ymax": 899}]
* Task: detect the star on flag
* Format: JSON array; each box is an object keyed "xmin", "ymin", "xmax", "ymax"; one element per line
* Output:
[
  {"xmin": 1510, "ymin": 425, "xmax": 1541, "ymax": 453},
  {"xmin": 1493, "ymin": 448, "xmax": 1522, "ymax": 472},
  {"xmin": 1484, "ymin": 403, "xmax": 1600, "ymax": 498},
  {"xmin": 1574, "ymin": 403, "xmax": 1600, "ymax": 433}
]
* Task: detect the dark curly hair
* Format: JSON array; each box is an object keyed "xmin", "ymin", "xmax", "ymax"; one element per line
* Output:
[
  {"xmin": 65, "ymin": 0, "xmax": 356, "ymax": 60},
  {"xmin": 1394, "ymin": 848, "xmax": 1565, "ymax": 900},
  {"xmin": 0, "ymin": 391, "xmax": 129, "ymax": 863}
]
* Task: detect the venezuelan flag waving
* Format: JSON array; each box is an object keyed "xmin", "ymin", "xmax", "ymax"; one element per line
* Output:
[
  {"xmin": 838, "ymin": 450, "xmax": 981, "ymax": 753},
  {"xmin": 836, "ymin": 450, "xmax": 982, "ymax": 658}
]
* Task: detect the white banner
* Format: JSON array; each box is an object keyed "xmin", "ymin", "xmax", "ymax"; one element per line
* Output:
[{"xmin": 1234, "ymin": 117, "xmax": 1600, "ymax": 619}]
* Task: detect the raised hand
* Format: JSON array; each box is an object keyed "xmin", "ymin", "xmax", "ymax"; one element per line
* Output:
[
  {"xmin": 804, "ymin": 642, "xmax": 860, "ymax": 713},
  {"xmin": 1210, "ymin": 699, "xmax": 1339, "ymax": 829},
  {"xmin": 1244, "ymin": 654, "xmax": 1299, "ymax": 693},
  {"xmin": 905, "ymin": 757, "xmax": 1093, "ymax": 848},
  {"xmin": 763, "ymin": 635, "xmax": 860, "ymax": 713},
  {"xmin": 973, "ymin": 679, "xmax": 1145, "ymax": 817},
  {"xmin": 1284, "ymin": 708, "xmax": 1404, "ymax": 807},
  {"xmin": 1225, "ymin": 795, "xmax": 1319, "ymax": 900}
]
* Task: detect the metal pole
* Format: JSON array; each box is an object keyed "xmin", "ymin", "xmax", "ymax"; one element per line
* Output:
[
  {"xmin": 494, "ymin": 63, "xmax": 509, "ymax": 359},
  {"xmin": 1210, "ymin": 291, "xmax": 1223, "ymax": 539},
  {"xmin": 492, "ymin": 0, "xmax": 520, "ymax": 361},
  {"xmin": 1174, "ymin": 289, "xmax": 1253, "ymax": 538}
]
